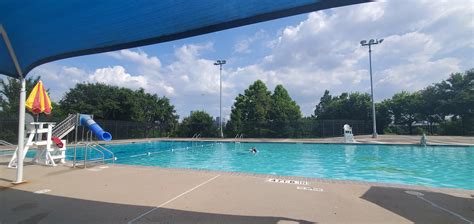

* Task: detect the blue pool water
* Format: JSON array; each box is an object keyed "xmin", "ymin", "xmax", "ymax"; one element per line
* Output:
[{"xmin": 67, "ymin": 141, "xmax": 474, "ymax": 190}]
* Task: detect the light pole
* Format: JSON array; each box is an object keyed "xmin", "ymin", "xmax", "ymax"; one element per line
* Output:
[
  {"xmin": 360, "ymin": 38, "xmax": 383, "ymax": 138},
  {"xmin": 214, "ymin": 60, "xmax": 226, "ymax": 138}
]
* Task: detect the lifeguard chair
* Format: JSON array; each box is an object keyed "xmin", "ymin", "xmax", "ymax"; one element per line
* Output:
[
  {"xmin": 343, "ymin": 124, "xmax": 356, "ymax": 143},
  {"xmin": 8, "ymin": 113, "xmax": 79, "ymax": 168}
]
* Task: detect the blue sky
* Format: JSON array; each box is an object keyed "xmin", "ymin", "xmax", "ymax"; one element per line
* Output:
[{"xmin": 23, "ymin": 0, "xmax": 474, "ymax": 120}]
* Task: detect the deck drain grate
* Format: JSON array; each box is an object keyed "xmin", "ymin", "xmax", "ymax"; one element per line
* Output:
[{"xmin": 266, "ymin": 178, "xmax": 308, "ymax": 185}]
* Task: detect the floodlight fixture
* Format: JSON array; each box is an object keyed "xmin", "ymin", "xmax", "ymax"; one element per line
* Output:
[
  {"xmin": 214, "ymin": 59, "xmax": 226, "ymax": 138},
  {"xmin": 360, "ymin": 37, "xmax": 384, "ymax": 138}
]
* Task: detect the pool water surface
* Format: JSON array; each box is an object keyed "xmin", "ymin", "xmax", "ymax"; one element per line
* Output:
[{"xmin": 67, "ymin": 141, "xmax": 474, "ymax": 190}]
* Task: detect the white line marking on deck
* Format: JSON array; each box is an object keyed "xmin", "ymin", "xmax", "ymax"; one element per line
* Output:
[
  {"xmin": 128, "ymin": 174, "xmax": 221, "ymax": 224},
  {"xmin": 34, "ymin": 189, "xmax": 51, "ymax": 194},
  {"xmin": 266, "ymin": 178, "xmax": 308, "ymax": 185},
  {"xmin": 297, "ymin": 186, "xmax": 324, "ymax": 192},
  {"xmin": 405, "ymin": 191, "xmax": 473, "ymax": 224},
  {"xmin": 86, "ymin": 168, "xmax": 102, "ymax": 172}
]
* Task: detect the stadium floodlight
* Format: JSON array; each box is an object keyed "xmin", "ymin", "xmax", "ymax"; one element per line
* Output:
[
  {"xmin": 360, "ymin": 38, "xmax": 384, "ymax": 138},
  {"xmin": 214, "ymin": 59, "xmax": 226, "ymax": 138}
]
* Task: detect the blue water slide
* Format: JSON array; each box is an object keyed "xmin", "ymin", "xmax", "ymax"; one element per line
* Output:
[{"xmin": 79, "ymin": 115, "xmax": 112, "ymax": 141}]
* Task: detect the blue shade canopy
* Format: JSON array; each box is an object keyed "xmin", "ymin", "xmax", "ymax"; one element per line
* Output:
[{"xmin": 0, "ymin": 0, "xmax": 369, "ymax": 79}]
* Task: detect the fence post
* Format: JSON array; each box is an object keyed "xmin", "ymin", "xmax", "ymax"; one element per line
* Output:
[
  {"xmin": 332, "ymin": 120, "xmax": 335, "ymax": 137},
  {"xmin": 322, "ymin": 121, "xmax": 324, "ymax": 137},
  {"xmin": 114, "ymin": 121, "xmax": 118, "ymax": 139}
]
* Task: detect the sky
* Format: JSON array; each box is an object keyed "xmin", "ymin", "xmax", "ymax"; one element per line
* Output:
[{"xmin": 20, "ymin": 0, "xmax": 474, "ymax": 120}]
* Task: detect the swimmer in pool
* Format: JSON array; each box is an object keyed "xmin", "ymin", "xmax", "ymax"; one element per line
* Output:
[{"xmin": 250, "ymin": 147, "xmax": 258, "ymax": 154}]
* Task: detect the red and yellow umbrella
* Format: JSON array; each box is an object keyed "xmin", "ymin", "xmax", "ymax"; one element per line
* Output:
[{"xmin": 25, "ymin": 80, "xmax": 52, "ymax": 115}]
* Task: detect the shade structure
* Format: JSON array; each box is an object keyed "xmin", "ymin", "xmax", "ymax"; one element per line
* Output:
[
  {"xmin": 25, "ymin": 80, "xmax": 52, "ymax": 115},
  {"xmin": 0, "ymin": 0, "xmax": 369, "ymax": 78},
  {"xmin": 1, "ymin": 0, "xmax": 370, "ymax": 184}
]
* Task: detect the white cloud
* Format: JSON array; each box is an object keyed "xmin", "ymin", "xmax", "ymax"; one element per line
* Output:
[
  {"xmin": 107, "ymin": 49, "xmax": 161, "ymax": 69},
  {"xmin": 89, "ymin": 66, "xmax": 148, "ymax": 89},
  {"xmin": 234, "ymin": 30, "xmax": 268, "ymax": 53},
  {"xmin": 23, "ymin": 0, "xmax": 474, "ymax": 119},
  {"xmin": 236, "ymin": 0, "xmax": 473, "ymax": 115}
]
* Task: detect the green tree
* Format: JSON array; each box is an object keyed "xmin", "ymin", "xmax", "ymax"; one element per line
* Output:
[
  {"xmin": 435, "ymin": 69, "xmax": 474, "ymax": 134},
  {"xmin": 60, "ymin": 83, "xmax": 179, "ymax": 136},
  {"xmin": 269, "ymin": 85, "xmax": 302, "ymax": 137},
  {"xmin": 313, "ymin": 90, "xmax": 332, "ymax": 119},
  {"xmin": 389, "ymin": 91, "xmax": 421, "ymax": 134},
  {"xmin": 225, "ymin": 94, "xmax": 245, "ymax": 137},
  {"xmin": 244, "ymin": 80, "xmax": 272, "ymax": 137},
  {"xmin": 226, "ymin": 80, "xmax": 272, "ymax": 137},
  {"xmin": 314, "ymin": 90, "xmax": 371, "ymax": 121},
  {"xmin": 0, "ymin": 76, "xmax": 41, "ymax": 117},
  {"xmin": 375, "ymin": 99, "xmax": 392, "ymax": 134},
  {"xmin": 417, "ymin": 86, "xmax": 443, "ymax": 134},
  {"xmin": 60, "ymin": 83, "xmax": 132, "ymax": 120},
  {"xmin": 178, "ymin": 111, "xmax": 217, "ymax": 137},
  {"xmin": 131, "ymin": 89, "xmax": 179, "ymax": 136}
]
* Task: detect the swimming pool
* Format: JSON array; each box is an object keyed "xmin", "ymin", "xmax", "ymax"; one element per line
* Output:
[{"xmin": 68, "ymin": 141, "xmax": 474, "ymax": 190}]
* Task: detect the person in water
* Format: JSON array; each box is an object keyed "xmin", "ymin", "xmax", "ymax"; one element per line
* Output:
[{"xmin": 250, "ymin": 147, "xmax": 258, "ymax": 154}]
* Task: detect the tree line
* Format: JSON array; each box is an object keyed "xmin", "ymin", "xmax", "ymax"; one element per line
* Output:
[
  {"xmin": 0, "ymin": 68, "xmax": 472, "ymax": 139},
  {"xmin": 312, "ymin": 69, "xmax": 473, "ymax": 135}
]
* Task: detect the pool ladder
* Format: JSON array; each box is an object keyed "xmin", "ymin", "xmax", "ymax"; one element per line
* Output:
[
  {"xmin": 73, "ymin": 141, "xmax": 115, "ymax": 168},
  {"xmin": 0, "ymin": 140, "xmax": 15, "ymax": 156},
  {"xmin": 234, "ymin": 133, "xmax": 243, "ymax": 142},
  {"xmin": 191, "ymin": 133, "xmax": 201, "ymax": 139}
]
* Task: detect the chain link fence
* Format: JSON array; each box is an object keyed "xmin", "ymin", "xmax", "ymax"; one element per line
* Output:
[{"xmin": 0, "ymin": 117, "xmax": 374, "ymax": 144}]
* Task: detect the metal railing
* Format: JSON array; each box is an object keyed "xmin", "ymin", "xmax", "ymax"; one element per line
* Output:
[
  {"xmin": 234, "ymin": 133, "xmax": 243, "ymax": 142},
  {"xmin": 52, "ymin": 114, "xmax": 78, "ymax": 139},
  {"xmin": 191, "ymin": 133, "xmax": 201, "ymax": 139},
  {"xmin": 0, "ymin": 139, "xmax": 14, "ymax": 147},
  {"xmin": 73, "ymin": 141, "xmax": 115, "ymax": 168},
  {"xmin": 0, "ymin": 139, "xmax": 15, "ymax": 156}
]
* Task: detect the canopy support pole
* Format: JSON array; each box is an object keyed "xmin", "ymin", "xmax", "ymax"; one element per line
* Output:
[{"xmin": 1, "ymin": 25, "xmax": 26, "ymax": 184}]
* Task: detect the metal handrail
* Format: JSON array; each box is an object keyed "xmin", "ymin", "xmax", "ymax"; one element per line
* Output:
[
  {"xmin": 91, "ymin": 143, "xmax": 115, "ymax": 164},
  {"xmin": 0, "ymin": 140, "xmax": 16, "ymax": 155},
  {"xmin": 0, "ymin": 140, "xmax": 14, "ymax": 146},
  {"xmin": 86, "ymin": 144, "xmax": 106, "ymax": 167},
  {"xmin": 73, "ymin": 142, "xmax": 88, "ymax": 167},
  {"xmin": 52, "ymin": 114, "xmax": 78, "ymax": 138},
  {"xmin": 73, "ymin": 141, "xmax": 115, "ymax": 168}
]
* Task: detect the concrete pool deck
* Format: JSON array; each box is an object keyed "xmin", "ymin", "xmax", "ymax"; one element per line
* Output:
[
  {"xmin": 1, "ymin": 135, "xmax": 473, "ymax": 223},
  {"xmin": 1, "ymin": 160, "xmax": 473, "ymax": 224}
]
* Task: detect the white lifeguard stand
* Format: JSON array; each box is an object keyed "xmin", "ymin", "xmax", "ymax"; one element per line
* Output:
[
  {"xmin": 343, "ymin": 124, "xmax": 356, "ymax": 143},
  {"xmin": 9, "ymin": 122, "xmax": 67, "ymax": 167}
]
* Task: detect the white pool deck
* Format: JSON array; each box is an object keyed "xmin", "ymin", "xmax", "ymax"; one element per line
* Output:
[{"xmin": 1, "ymin": 135, "xmax": 473, "ymax": 224}]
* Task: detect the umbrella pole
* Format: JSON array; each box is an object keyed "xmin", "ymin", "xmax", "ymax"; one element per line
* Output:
[
  {"xmin": 34, "ymin": 114, "xmax": 39, "ymax": 142},
  {"xmin": 14, "ymin": 78, "xmax": 26, "ymax": 184}
]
